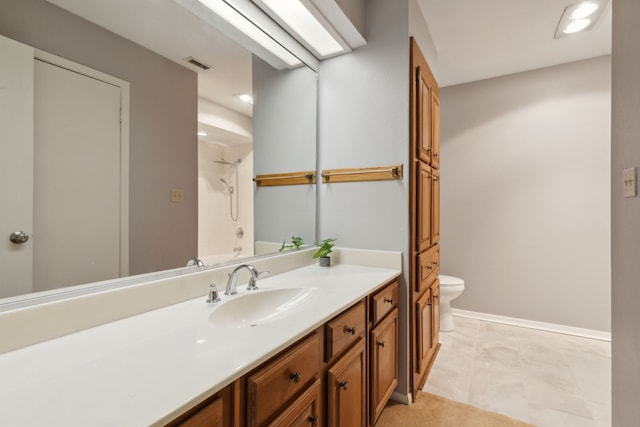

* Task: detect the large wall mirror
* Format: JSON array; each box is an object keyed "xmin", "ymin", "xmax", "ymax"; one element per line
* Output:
[{"xmin": 0, "ymin": 0, "xmax": 318, "ymax": 306}]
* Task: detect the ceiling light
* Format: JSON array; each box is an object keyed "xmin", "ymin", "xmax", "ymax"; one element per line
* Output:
[
  {"xmin": 554, "ymin": 1, "xmax": 608, "ymax": 39},
  {"xmin": 236, "ymin": 93, "xmax": 254, "ymax": 104},
  {"xmin": 257, "ymin": 0, "xmax": 345, "ymax": 57},
  {"xmin": 197, "ymin": 131, "xmax": 208, "ymax": 136},
  {"xmin": 563, "ymin": 19, "xmax": 591, "ymax": 34},
  {"xmin": 197, "ymin": 0, "xmax": 301, "ymax": 67},
  {"xmin": 570, "ymin": 2, "xmax": 599, "ymax": 19}
]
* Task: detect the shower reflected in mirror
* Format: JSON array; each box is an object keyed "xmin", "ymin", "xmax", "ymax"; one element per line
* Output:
[{"xmin": 215, "ymin": 158, "xmax": 241, "ymax": 222}]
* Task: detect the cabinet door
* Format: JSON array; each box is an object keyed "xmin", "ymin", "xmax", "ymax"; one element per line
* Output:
[
  {"xmin": 431, "ymin": 92, "xmax": 440, "ymax": 169},
  {"xmin": 267, "ymin": 379, "xmax": 322, "ymax": 427},
  {"xmin": 327, "ymin": 340, "xmax": 366, "ymax": 427},
  {"xmin": 178, "ymin": 397, "xmax": 223, "ymax": 427},
  {"xmin": 415, "ymin": 288, "xmax": 433, "ymax": 377},
  {"xmin": 431, "ymin": 168, "xmax": 440, "ymax": 245},
  {"xmin": 416, "ymin": 67, "xmax": 432, "ymax": 164},
  {"xmin": 417, "ymin": 162, "xmax": 432, "ymax": 252},
  {"xmin": 370, "ymin": 308, "xmax": 398, "ymax": 424}
]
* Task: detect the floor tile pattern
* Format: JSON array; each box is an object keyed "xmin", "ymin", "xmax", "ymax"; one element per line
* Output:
[{"xmin": 424, "ymin": 316, "xmax": 611, "ymax": 427}]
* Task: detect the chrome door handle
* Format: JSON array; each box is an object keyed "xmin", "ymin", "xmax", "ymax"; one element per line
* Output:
[{"xmin": 9, "ymin": 231, "xmax": 29, "ymax": 244}]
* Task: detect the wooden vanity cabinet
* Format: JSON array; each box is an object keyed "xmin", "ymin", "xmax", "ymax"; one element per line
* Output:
[{"xmin": 168, "ymin": 278, "xmax": 401, "ymax": 427}]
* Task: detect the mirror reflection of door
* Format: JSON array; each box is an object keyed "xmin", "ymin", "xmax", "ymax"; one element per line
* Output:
[{"xmin": 0, "ymin": 34, "xmax": 129, "ymax": 298}]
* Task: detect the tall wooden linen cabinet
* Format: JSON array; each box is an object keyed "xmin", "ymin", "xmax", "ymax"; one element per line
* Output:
[{"xmin": 409, "ymin": 37, "xmax": 441, "ymax": 399}]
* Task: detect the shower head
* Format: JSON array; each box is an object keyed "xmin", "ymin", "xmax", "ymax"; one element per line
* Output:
[{"xmin": 220, "ymin": 178, "xmax": 234, "ymax": 193}]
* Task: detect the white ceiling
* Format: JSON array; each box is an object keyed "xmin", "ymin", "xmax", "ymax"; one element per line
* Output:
[
  {"xmin": 47, "ymin": 0, "xmax": 254, "ymax": 117},
  {"xmin": 418, "ymin": 0, "xmax": 611, "ymax": 86},
  {"xmin": 46, "ymin": 0, "xmax": 613, "ymax": 113},
  {"xmin": 418, "ymin": 0, "xmax": 612, "ymax": 87}
]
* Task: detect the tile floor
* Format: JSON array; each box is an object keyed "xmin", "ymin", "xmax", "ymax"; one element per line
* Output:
[{"xmin": 423, "ymin": 316, "xmax": 611, "ymax": 427}]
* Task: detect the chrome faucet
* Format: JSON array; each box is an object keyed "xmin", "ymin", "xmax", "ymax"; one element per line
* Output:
[
  {"xmin": 186, "ymin": 257, "xmax": 204, "ymax": 268},
  {"xmin": 225, "ymin": 264, "xmax": 263, "ymax": 295}
]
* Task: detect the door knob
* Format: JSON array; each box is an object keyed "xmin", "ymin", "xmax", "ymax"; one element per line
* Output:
[{"xmin": 9, "ymin": 231, "xmax": 29, "ymax": 244}]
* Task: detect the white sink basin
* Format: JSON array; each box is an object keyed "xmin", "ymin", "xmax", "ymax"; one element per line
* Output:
[{"xmin": 209, "ymin": 288, "xmax": 316, "ymax": 328}]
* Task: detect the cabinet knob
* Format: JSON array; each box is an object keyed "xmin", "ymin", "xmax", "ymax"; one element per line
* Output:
[
  {"xmin": 346, "ymin": 327, "xmax": 356, "ymax": 335},
  {"xmin": 384, "ymin": 298, "xmax": 394, "ymax": 304},
  {"xmin": 308, "ymin": 415, "xmax": 319, "ymax": 426},
  {"xmin": 289, "ymin": 371, "xmax": 302, "ymax": 383},
  {"xmin": 378, "ymin": 341, "xmax": 385, "ymax": 348},
  {"xmin": 338, "ymin": 381, "xmax": 349, "ymax": 390}
]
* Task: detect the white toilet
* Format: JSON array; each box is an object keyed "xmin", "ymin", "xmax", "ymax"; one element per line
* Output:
[{"xmin": 438, "ymin": 274, "xmax": 465, "ymax": 332}]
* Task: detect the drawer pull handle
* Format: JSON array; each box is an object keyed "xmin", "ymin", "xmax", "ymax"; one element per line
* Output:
[
  {"xmin": 378, "ymin": 341, "xmax": 385, "ymax": 348},
  {"xmin": 308, "ymin": 415, "xmax": 319, "ymax": 426},
  {"xmin": 338, "ymin": 381, "xmax": 349, "ymax": 390},
  {"xmin": 384, "ymin": 298, "xmax": 394, "ymax": 304},
  {"xmin": 346, "ymin": 327, "xmax": 356, "ymax": 335},
  {"xmin": 290, "ymin": 371, "xmax": 302, "ymax": 383}
]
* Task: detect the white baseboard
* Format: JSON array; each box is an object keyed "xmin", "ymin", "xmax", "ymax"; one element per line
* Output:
[
  {"xmin": 452, "ymin": 308, "xmax": 611, "ymax": 342},
  {"xmin": 390, "ymin": 391, "xmax": 412, "ymax": 405}
]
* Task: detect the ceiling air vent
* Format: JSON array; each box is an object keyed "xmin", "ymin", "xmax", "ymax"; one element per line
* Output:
[{"xmin": 184, "ymin": 57, "xmax": 212, "ymax": 70}]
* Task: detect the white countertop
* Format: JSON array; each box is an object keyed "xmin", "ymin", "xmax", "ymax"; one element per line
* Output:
[{"xmin": 0, "ymin": 263, "xmax": 400, "ymax": 426}]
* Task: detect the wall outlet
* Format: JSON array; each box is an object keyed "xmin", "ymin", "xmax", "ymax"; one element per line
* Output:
[
  {"xmin": 171, "ymin": 189, "xmax": 184, "ymax": 203},
  {"xmin": 623, "ymin": 167, "xmax": 637, "ymax": 198}
]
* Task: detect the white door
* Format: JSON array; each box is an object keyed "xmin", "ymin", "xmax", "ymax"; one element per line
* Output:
[
  {"xmin": 1, "ymin": 34, "xmax": 128, "ymax": 298},
  {"xmin": 0, "ymin": 35, "xmax": 34, "ymax": 298},
  {"xmin": 33, "ymin": 59, "xmax": 123, "ymax": 291}
]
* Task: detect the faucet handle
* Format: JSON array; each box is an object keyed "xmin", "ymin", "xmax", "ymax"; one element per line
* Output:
[
  {"xmin": 246, "ymin": 270, "xmax": 269, "ymax": 292},
  {"xmin": 206, "ymin": 283, "xmax": 221, "ymax": 303}
]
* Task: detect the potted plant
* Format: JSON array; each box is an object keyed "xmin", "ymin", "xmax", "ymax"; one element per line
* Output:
[
  {"xmin": 279, "ymin": 236, "xmax": 304, "ymax": 252},
  {"xmin": 313, "ymin": 238, "xmax": 336, "ymax": 267}
]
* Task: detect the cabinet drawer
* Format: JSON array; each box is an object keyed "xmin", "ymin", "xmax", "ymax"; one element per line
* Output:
[
  {"xmin": 247, "ymin": 332, "xmax": 322, "ymax": 427},
  {"xmin": 326, "ymin": 301, "xmax": 365, "ymax": 361},
  {"xmin": 416, "ymin": 245, "xmax": 439, "ymax": 294},
  {"xmin": 371, "ymin": 281, "xmax": 398, "ymax": 325}
]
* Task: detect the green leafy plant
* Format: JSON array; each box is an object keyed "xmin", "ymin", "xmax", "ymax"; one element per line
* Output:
[
  {"xmin": 313, "ymin": 238, "xmax": 336, "ymax": 259},
  {"xmin": 279, "ymin": 236, "xmax": 304, "ymax": 252}
]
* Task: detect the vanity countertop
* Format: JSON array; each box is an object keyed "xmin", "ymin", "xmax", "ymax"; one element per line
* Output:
[{"xmin": 0, "ymin": 263, "xmax": 400, "ymax": 426}]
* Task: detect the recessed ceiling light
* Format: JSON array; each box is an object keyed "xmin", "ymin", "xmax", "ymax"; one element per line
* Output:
[
  {"xmin": 236, "ymin": 93, "xmax": 254, "ymax": 104},
  {"xmin": 197, "ymin": 131, "xmax": 208, "ymax": 137},
  {"xmin": 564, "ymin": 18, "xmax": 592, "ymax": 34},
  {"xmin": 570, "ymin": 2, "xmax": 600, "ymax": 19},
  {"xmin": 554, "ymin": 0, "xmax": 608, "ymax": 39}
]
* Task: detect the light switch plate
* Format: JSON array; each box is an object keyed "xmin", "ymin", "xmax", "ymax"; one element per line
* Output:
[{"xmin": 623, "ymin": 167, "xmax": 637, "ymax": 198}]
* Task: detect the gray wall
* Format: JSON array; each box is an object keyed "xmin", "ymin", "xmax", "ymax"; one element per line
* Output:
[
  {"xmin": 0, "ymin": 0, "xmax": 198, "ymax": 275},
  {"xmin": 612, "ymin": 0, "xmax": 640, "ymax": 424},
  {"xmin": 252, "ymin": 56, "xmax": 317, "ymax": 246},
  {"xmin": 319, "ymin": 0, "xmax": 412, "ymax": 396},
  {"xmin": 440, "ymin": 57, "xmax": 611, "ymax": 332}
]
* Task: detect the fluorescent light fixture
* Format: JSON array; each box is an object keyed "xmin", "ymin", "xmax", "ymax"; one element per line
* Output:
[
  {"xmin": 236, "ymin": 93, "xmax": 254, "ymax": 104},
  {"xmin": 258, "ymin": 0, "xmax": 344, "ymax": 57},
  {"xmin": 197, "ymin": 131, "xmax": 208, "ymax": 136},
  {"xmin": 197, "ymin": 0, "xmax": 301, "ymax": 67},
  {"xmin": 555, "ymin": 1, "xmax": 607, "ymax": 39}
]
